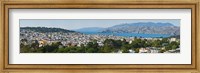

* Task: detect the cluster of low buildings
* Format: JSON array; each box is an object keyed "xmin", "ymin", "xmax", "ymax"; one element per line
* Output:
[
  {"xmin": 137, "ymin": 47, "xmax": 180, "ymax": 53},
  {"xmin": 20, "ymin": 29, "xmax": 135, "ymax": 47},
  {"xmin": 20, "ymin": 29, "xmax": 180, "ymax": 53}
]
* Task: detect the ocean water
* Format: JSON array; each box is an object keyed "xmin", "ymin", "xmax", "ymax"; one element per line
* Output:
[{"xmin": 81, "ymin": 32, "xmax": 171, "ymax": 38}]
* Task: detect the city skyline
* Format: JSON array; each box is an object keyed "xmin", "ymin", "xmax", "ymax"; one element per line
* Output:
[{"xmin": 20, "ymin": 19, "xmax": 180, "ymax": 30}]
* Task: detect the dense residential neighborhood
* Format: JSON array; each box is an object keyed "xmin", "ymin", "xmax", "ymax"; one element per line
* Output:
[{"xmin": 20, "ymin": 27, "xmax": 180, "ymax": 53}]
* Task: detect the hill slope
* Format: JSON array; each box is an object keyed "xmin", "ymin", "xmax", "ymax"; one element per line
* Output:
[
  {"xmin": 101, "ymin": 22, "xmax": 180, "ymax": 35},
  {"xmin": 20, "ymin": 27, "xmax": 76, "ymax": 33}
]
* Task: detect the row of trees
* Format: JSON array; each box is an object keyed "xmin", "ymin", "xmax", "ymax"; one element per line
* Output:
[{"xmin": 20, "ymin": 38, "xmax": 180, "ymax": 53}]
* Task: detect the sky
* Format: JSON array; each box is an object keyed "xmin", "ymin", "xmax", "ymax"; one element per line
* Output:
[{"xmin": 20, "ymin": 19, "xmax": 180, "ymax": 30}]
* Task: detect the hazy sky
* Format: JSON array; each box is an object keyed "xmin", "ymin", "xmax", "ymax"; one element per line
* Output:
[{"xmin": 20, "ymin": 19, "xmax": 180, "ymax": 30}]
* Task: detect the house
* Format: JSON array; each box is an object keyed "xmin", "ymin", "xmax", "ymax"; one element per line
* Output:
[
  {"xmin": 139, "ymin": 48, "xmax": 151, "ymax": 53},
  {"xmin": 170, "ymin": 38, "xmax": 176, "ymax": 42},
  {"xmin": 129, "ymin": 40, "xmax": 133, "ymax": 44},
  {"xmin": 38, "ymin": 40, "xmax": 47, "ymax": 47}
]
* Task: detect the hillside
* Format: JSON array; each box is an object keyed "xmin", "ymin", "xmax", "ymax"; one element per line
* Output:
[
  {"xmin": 101, "ymin": 22, "xmax": 180, "ymax": 35},
  {"xmin": 20, "ymin": 27, "xmax": 76, "ymax": 33}
]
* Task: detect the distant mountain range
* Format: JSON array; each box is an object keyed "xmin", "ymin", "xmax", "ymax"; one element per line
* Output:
[
  {"xmin": 20, "ymin": 27, "xmax": 76, "ymax": 33},
  {"xmin": 21, "ymin": 22, "xmax": 180, "ymax": 36},
  {"xmin": 75, "ymin": 22, "xmax": 180, "ymax": 36},
  {"xmin": 74, "ymin": 27, "xmax": 105, "ymax": 32},
  {"xmin": 102, "ymin": 22, "xmax": 179, "ymax": 35}
]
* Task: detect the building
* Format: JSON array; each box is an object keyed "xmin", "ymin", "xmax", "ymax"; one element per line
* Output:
[
  {"xmin": 38, "ymin": 40, "xmax": 47, "ymax": 47},
  {"xmin": 139, "ymin": 48, "xmax": 151, "ymax": 53},
  {"xmin": 170, "ymin": 38, "xmax": 176, "ymax": 42}
]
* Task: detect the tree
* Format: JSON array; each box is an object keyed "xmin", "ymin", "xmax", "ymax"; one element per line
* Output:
[
  {"xmin": 130, "ymin": 38, "xmax": 145, "ymax": 48},
  {"xmin": 86, "ymin": 42, "xmax": 94, "ymax": 48},
  {"xmin": 152, "ymin": 40, "xmax": 162, "ymax": 47},
  {"xmin": 86, "ymin": 48, "xmax": 96, "ymax": 53},
  {"xmin": 159, "ymin": 49, "xmax": 166, "ymax": 53},
  {"xmin": 76, "ymin": 47, "xmax": 85, "ymax": 53},
  {"xmin": 165, "ymin": 45, "xmax": 172, "ymax": 50},
  {"xmin": 121, "ymin": 47, "xmax": 129, "ymax": 53},
  {"xmin": 21, "ymin": 39, "xmax": 28, "ymax": 42},
  {"xmin": 161, "ymin": 38, "xmax": 169, "ymax": 43},
  {"xmin": 31, "ymin": 40, "xmax": 39, "ymax": 49},
  {"xmin": 172, "ymin": 45, "xmax": 178, "ymax": 49},
  {"xmin": 134, "ymin": 48, "xmax": 140, "ymax": 53},
  {"xmin": 35, "ymin": 47, "xmax": 44, "ymax": 53},
  {"xmin": 101, "ymin": 45, "xmax": 113, "ymax": 53},
  {"xmin": 57, "ymin": 48, "xmax": 67, "ymax": 53},
  {"xmin": 20, "ymin": 44, "xmax": 31, "ymax": 53}
]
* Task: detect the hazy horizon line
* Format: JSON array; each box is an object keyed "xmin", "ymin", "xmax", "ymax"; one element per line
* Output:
[{"xmin": 20, "ymin": 21, "xmax": 179, "ymax": 30}]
